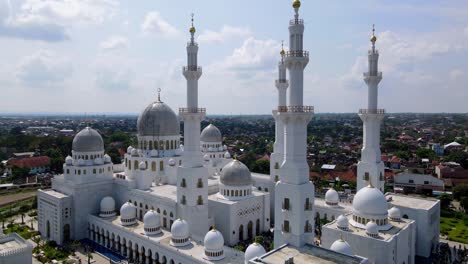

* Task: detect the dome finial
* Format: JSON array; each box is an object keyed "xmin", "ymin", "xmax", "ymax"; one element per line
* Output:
[
  {"xmin": 189, "ymin": 13, "xmax": 196, "ymax": 35},
  {"xmin": 292, "ymin": 0, "xmax": 301, "ymax": 9},
  {"xmin": 280, "ymin": 40, "xmax": 285, "ymax": 59},
  {"xmin": 157, "ymin": 88, "xmax": 162, "ymax": 102},
  {"xmin": 368, "ymin": 177, "xmax": 374, "ymax": 188},
  {"xmin": 370, "ymin": 24, "xmax": 377, "ymax": 48}
]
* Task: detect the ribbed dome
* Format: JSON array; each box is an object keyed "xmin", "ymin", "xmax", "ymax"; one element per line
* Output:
[
  {"xmin": 65, "ymin": 156, "xmax": 73, "ymax": 165},
  {"xmin": 244, "ymin": 243, "xmax": 266, "ymax": 263},
  {"xmin": 120, "ymin": 202, "xmax": 136, "ymax": 221},
  {"xmin": 139, "ymin": 161, "xmax": 146, "ymax": 170},
  {"xmin": 224, "ymin": 151, "xmax": 231, "ymax": 158},
  {"xmin": 103, "ymin": 154, "xmax": 111, "ymax": 163},
  {"xmin": 325, "ymin": 188, "xmax": 339, "ymax": 205},
  {"xmin": 171, "ymin": 219, "xmax": 189, "ymax": 239},
  {"xmin": 388, "ymin": 207, "xmax": 401, "ymax": 221},
  {"xmin": 336, "ymin": 215, "xmax": 349, "ymax": 230},
  {"xmin": 201, "ymin": 124, "xmax": 222, "ymax": 142},
  {"xmin": 204, "ymin": 229, "xmax": 224, "ymax": 251},
  {"xmin": 143, "ymin": 210, "xmax": 160, "ymax": 228},
  {"xmin": 137, "ymin": 100, "xmax": 180, "ymax": 137},
  {"xmin": 100, "ymin": 196, "xmax": 115, "ymax": 213},
  {"xmin": 220, "ymin": 160, "xmax": 252, "ymax": 186},
  {"xmin": 330, "ymin": 239, "xmax": 353, "ymax": 256},
  {"xmin": 352, "ymin": 185, "xmax": 388, "ymax": 218},
  {"xmin": 366, "ymin": 221, "xmax": 379, "ymax": 237},
  {"xmin": 72, "ymin": 127, "xmax": 104, "ymax": 152}
]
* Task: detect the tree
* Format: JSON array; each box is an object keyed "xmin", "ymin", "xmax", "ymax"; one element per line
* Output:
[
  {"xmin": 416, "ymin": 148, "xmax": 435, "ymax": 160},
  {"xmin": 453, "ymin": 184, "xmax": 468, "ymax": 201},
  {"xmin": 437, "ymin": 193, "xmax": 453, "ymax": 208},
  {"xmin": 460, "ymin": 197, "xmax": 468, "ymax": 212},
  {"xmin": 106, "ymin": 147, "xmax": 122, "ymax": 164},
  {"xmin": 11, "ymin": 166, "xmax": 30, "ymax": 180},
  {"xmin": 45, "ymin": 148, "xmax": 64, "ymax": 173},
  {"xmin": 251, "ymin": 160, "xmax": 270, "ymax": 174}
]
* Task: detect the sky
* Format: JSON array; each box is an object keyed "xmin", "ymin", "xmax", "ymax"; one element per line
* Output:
[{"xmin": 0, "ymin": 0, "xmax": 467, "ymax": 115}]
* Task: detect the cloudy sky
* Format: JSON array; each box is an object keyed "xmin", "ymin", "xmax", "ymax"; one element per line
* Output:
[{"xmin": 0, "ymin": 0, "xmax": 467, "ymax": 114}]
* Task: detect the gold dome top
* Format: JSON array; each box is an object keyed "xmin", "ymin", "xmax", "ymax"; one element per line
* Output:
[
  {"xmin": 370, "ymin": 35, "xmax": 377, "ymax": 44},
  {"xmin": 280, "ymin": 49, "xmax": 285, "ymax": 56},
  {"xmin": 190, "ymin": 26, "xmax": 196, "ymax": 34},
  {"xmin": 292, "ymin": 0, "xmax": 301, "ymax": 9}
]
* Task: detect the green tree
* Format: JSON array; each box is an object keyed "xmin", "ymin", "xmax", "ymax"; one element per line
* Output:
[
  {"xmin": 251, "ymin": 160, "xmax": 270, "ymax": 174},
  {"xmin": 415, "ymin": 148, "xmax": 435, "ymax": 160},
  {"xmin": 437, "ymin": 193, "xmax": 453, "ymax": 208},
  {"xmin": 106, "ymin": 147, "xmax": 122, "ymax": 164},
  {"xmin": 45, "ymin": 148, "xmax": 64, "ymax": 173},
  {"xmin": 12, "ymin": 166, "xmax": 30, "ymax": 180},
  {"xmin": 460, "ymin": 197, "xmax": 468, "ymax": 212},
  {"xmin": 453, "ymin": 184, "xmax": 468, "ymax": 201}
]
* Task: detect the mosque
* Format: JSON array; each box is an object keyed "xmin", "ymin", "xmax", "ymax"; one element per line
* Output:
[{"xmin": 37, "ymin": 1, "xmax": 439, "ymax": 263}]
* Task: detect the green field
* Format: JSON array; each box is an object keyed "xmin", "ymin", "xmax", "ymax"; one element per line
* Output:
[{"xmin": 440, "ymin": 210, "xmax": 468, "ymax": 244}]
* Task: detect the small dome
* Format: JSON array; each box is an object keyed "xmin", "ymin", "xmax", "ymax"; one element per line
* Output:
[
  {"xmin": 139, "ymin": 162, "xmax": 146, "ymax": 170},
  {"xmin": 244, "ymin": 243, "xmax": 266, "ymax": 263},
  {"xmin": 204, "ymin": 229, "xmax": 224, "ymax": 251},
  {"xmin": 150, "ymin": 149, "xmax": 158, "ymax": 157},
  {"xmin": 131, "ymin": 148, "xmax": 138, "ymax": 156},
  {"xmin": 65, "ymin": 156, "xmax": 73, "ymax": 165},
  {"xmin": 220, "ymin": 160, "xmax": 252, "ymax": 186},
  {"xmin": 104, "ymin": 154, "xmax": 111, "ymax": 163},
  {"xmin": 352, "ymin": 185, "xmax": 388, "ymax": 219},
  {"xmin": 94, "ymin": 157, "xmax": 103, "ymax": 165},
  {"xmin": 336, "ymin": 215, "xmax": 349, "ymax": 230},
  {"xmin": 171, "ymin": 219, "xmax": 189, "ymax": 239},
  {"xmin": 120, "ymin": 202, "xmax": 136, "ymax": 225},
  {"xmin": 168, "ymin": 158, "xmax": 176, "ymax": 166},
  {"xmin": 143, "ymin": 210, "xmax": 161, "ymax": 229},
  {"xmin": 201, "ymin": 124, "xmax": 222, "ymax": 142},
  {"xmin": 78, "ymin": 159, "xmax": 85, "ymax": 166},
  {"xmin": 204, "ymin": 154, "xmax": 210, "ymax": 161},
  {"xmin": 100, "ymin": 196, "xmax": 115, "ymax": 213},
  {"xmin": 223, "ymin": 145, "xmax": 227, "ymax": 150},
  {"xmin": 388, "ymin": 207, "xmax": 401, "ymax": 221},
  {"xmin": 72, "ymin": 127, "xmax": 104, "ymax": 152},
  {"xmin": 224, "ymin": 151, "xmax": 231, "ymax": 159},
  {"xmin": 325, "ymin": 188, "xmax": 339, "ymax": 206},
  {"xmin": 330, "ymin": 239, "xmax": 353, "ymax": 256},
  {"xmin": 365, "ymin": 221, "xmax": 379, "ymax": 237},
  {"xmin": 127, "ymin": 146, "xmax": 133, "ymax": 154},
  {"xmin": 137, "ymin": 100, "xmax": 180, "ymax": 137}
]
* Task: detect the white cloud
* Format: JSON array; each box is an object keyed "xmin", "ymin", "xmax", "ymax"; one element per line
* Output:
[
  {"xmin": 450, "ymin": 69, "xmax": 463, "ymax": 80},
  {"xmin": 197, "ymin": 25, "xmax": 251, "ymax": 43},
  {"xmin": 16, "ymin": 50, "xmax": 73, "ymax": 87},
  {"xmin": 141, "ymin": 11, "xmax": 179, "ymax": 37},
  {"xmin": 100, "ymin": 36, "xmax": 129, "ymax": 51}
]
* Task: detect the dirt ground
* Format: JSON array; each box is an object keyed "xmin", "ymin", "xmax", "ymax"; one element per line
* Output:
[{"xmin": 0, "ymin": 191, "xmax": 37, "ymax": 207}]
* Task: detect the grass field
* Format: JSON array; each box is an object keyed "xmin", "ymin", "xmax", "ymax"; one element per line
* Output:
[{"xmin": 440, "ymin": 211, "xmax": 468, "ymax": 244}]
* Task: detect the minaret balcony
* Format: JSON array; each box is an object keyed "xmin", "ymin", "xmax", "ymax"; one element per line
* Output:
[
  {"xmin": 187, "ymin": 42, "xmax": 199, "ymax": 47},
  {"xmin": 179, "ymin": 108, "xmax": 206, "ymax": 114},
  {"xmin": 278, "ymin": 106, "xmax": 314, "ymax": 113},
  {"xmin": 289, "ymin": 18, "xmax": 304, "ymax": 25},
  {"xmin": 183, "ymin": 66, "xmax": 202, "ymax": 72},
  {"xmin": 359, "ymin": 109, "xmax": 385, "ymax": 114},
  {"xmin": 285, "ymin": 50, "xmax": 309, "ymax": 58},
  {"xmin": 363, "ymin": 72, "xmax": 382, "ymax": 78}
]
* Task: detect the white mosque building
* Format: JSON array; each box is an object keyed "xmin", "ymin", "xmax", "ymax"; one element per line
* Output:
[{"xmin": 36, "ymin": 1, "xmax": 439, "ymax": 264}]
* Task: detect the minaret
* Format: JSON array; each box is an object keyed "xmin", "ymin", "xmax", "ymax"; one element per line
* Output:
[
  {"xmin": 356, "ymin": 25, "xmax": 385, "ymax": 193},
  {"xmin": 177, "ymin": 14, "xmax": 209, "ymax": 240},
  {"xmin": 274, "ymin": 0, "xmax": 315, "ymax": 248}
]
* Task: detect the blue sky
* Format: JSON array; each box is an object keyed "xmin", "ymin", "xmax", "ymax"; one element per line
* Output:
[{"xmin": 0, "ymin": 0, "xmax": 467, "ymax": 114}]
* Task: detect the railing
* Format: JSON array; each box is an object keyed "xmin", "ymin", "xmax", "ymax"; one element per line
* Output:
[
  {"xmin": 290, "ymin": 18, "xmax": 304, "ymax": 25},
  {"xmin": 285, "ymin": 50, "xmax": 309, "ymax": 58},
  {"xmin": 368, "ymin": 49, "xmax": 379, "ymax": 55},
  {"xmin": 183, "ymin": 66, "xmax": 202, "ymax": 72},
  {"xmin": 187, "ymin": 42, "xmax": 199, "ymax": 47},
  {"xmin": 276, "ymin": 79, "xmax": 287, "ymax": 83},
  {"xmin": 363, "ymin": 72, "xmax": 382, "ymax": 78},
  {"xmin": 278, "ymin": 106, "xmax": 314, "ymax": 113},
  {"xmin": 359, "ymin": 108, "xmax": 385, "ymax": 114},
  {"xmin": 179, "ymin": 108, "xmax": 206, "ymax": 113},
  {"xmin": 304, "ymin": 203, "xmax": 313, "ymax": 211}
]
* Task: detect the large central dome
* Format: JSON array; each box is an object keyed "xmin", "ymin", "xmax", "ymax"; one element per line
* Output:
[{"xmin": 137, "ymin": 100, "xmax": 180, "ymax": 137}]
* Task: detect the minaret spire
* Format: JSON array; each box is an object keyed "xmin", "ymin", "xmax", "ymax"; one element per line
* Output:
[
  {"xmin": 274, "ymin": 0, "xmax": 315, "ymax": 248},
  {"xmin": 357, "ymin": 24, "xmax": 385, "ymax": 193}
]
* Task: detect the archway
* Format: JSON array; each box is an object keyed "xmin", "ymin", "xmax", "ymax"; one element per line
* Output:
[
  {"xmin": 248, "ymin": 221, "xmax": 253, "ymax": 239},
  {"xmin": 63, "ymin": 224, "xmax": 70, "ymax": 242},
  {"xmin": 239, "ymin": 225, "xmax": 244, "ymax": 241}
]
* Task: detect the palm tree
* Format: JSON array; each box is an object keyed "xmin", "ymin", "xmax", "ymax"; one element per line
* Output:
[
  {"xmin": 70, "ymin": 240, "xmax": 81, "ymax": 255},
  {"xmin": 21, "ymin": 213, "xmax": 25, "ymax": 224},
  {"xmin": 28, "ymin": 218, "xmax": 34, "ymax": 229}
]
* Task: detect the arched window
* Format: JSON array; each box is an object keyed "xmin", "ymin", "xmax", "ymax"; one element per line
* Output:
[
  {"xmin": 197, "ymin": 196, "xmax": 203, "ymax": 205},
  {"xmin": 197, "ymin": 178, "xmax": 203, "ymax": 188},
  {"xmin": 149, "ymin": 140, "xmax": 153, "ymax": 150},
  {"xmin": 181, "ymin": 179, "xmax": 186, "ymax": 188},
  {"xmin": 134, "ymin": 160, "xmax": 138, "ymax": 170},
  {"xmin": 93, "ymin": 169, "xmax": 96, "ymax": 174},
  {"xmin": 160, "ymin": 161, "xmax": 164, "ymax": 171},
  {"xmin": 152, "ymin": 162, "xmax": 156, "ymax": 171}
]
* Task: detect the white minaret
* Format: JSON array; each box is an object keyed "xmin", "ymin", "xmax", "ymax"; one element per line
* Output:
[
  {"xmin": 356, "ymin": 25, "xmax": 385, "ymax": 192},
  {"xmin": 269, "ymin": 44, "xmax": 289, "ymax": 220},
  {"xmin": 177, "ymin": 15, "xmax": 209, "ymax": 241},
  {"xmin": 274, "ymin": 0, "xmax": 315, "ymax": 248}
]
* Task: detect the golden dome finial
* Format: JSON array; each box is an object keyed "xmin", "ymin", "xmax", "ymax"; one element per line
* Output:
[
  {"xmin": 370, "ymin": 24, "xmax": 377, "ymax": 44},
  {"xmin": 280, "ymin": 40, "xmax": 285, "ymax": 56},
  {"xmin": 292, "ymin": 0, "xmax": 301, "ymax": 9},
  {"xmin": 189, "ymin": 13, "xmax": 196, "ymax": 34},
  {"xmin": 367, "ymin": 178, "xmax": 374, "ymax": 188}
]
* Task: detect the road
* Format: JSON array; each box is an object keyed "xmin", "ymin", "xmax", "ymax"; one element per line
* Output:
[{"xmin": 0, "ymin": 191, "xmax": 37, "ymax": 207}]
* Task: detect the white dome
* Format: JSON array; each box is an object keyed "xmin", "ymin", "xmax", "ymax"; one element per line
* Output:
[
  {"xmin": 127, "ymin": 146, "xmax": 133, "ymax": 154},
  {"xmin": 330, "ymin": 239, "xmax": 353, "ymax": 256},
  {"xmin": 120, "ymin": 202, "xmax": 136, "ymax": 223},
  {"xmin": 72, "ymin": 127, "xmax": 104, "ymax": 152},
  {"xmin": 204, "ymin": 229, "xmax": 224, "ymax": 251},
  {"xmin": 131, "ymin": 148, "xmax": 138, "ymax": 156},
  {"xmin": 94, "ymin": 157, "xmax": 103, "ymax": 165},
  {"xmin": 388, "ymin": 207, "xmax": 401, "ymax": 221},
  {"xmin": 365, "ymin": 221, "xmax": 379, "ymax": 237},
  {"xmin": 168, "ymin": 158, "xmax": 176, "ymax": 166},
  {"xmin": 65, "ymin": 156, "xmax": 73, "ymax": 165},
  {"xmin": 244, "ymin": 243, "xmax": 266, "ymax": 263},
  {"xmin": 137, "ymin": 100, "xmax": 180, "ymax": 137},
  {"xmin": 208, "ymin": 147, "xmax": 214, "ymax": 152},
  {"xmin": 143, "ymin": 210, "xmax": 160, "ymax": 228},
  {"xmin": 220, "ymin": 160, "xmax": 252, "ymax": 186},
  {"xmin": 139, "ymin": 161, "xmax": 146, "ymax": 170},
  {"xmin": 103, "ymin": 154, "xmax": 111, "ymax": 163},
  {"xmin": 204, "ymin": 154, "xmax": 210, "ymax": 161},
  {"xmin": 201, "ymin": 124, "xmax": 222, "ymax": 143},
  {"xmin": 224, "ymin": 151, "xmax": 231, "ymax": 158},
  {"xmin": 171, "ymin": 219, "xmax": 189, "ymax": 239},
  {"xmin": 150, "ymin": 149, "xmax": 158, "ymax": 157},
  {"xmin": 223, "ymin": 145, "xmax": 227, "ymax": 150},
  {"xmin": 78, "ymin": 159, "xmax": 85, "ymax": 166},
  {"xmin": 352, "ymin": 185, "xmax": 388, "ymax": 219},
  {"xmin": 325, "ymin": 188, "xmax": 339, "ymax": 206},
  {"xmin": 336, "ymin": 215, "xmax": 349, "ymax": 230},
  {"xmin": 100, "ymin": 196, "xmax": 115, "ymax": 213}
]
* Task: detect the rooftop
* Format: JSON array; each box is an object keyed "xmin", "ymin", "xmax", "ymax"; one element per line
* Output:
[
  {"xmin": 40, "ymin": 189, "xmax": 69, "ymax": 199},
  {"xmin": 386, "ymin": 193, "xmax": 439, "ymax": 210},
  {"xmin": 0, "ymin": 233, "xmax": 32, "ymax": 256},
  {"xmin": 251, "ymin": 243, "xmax": 366, "ymax": 264}
]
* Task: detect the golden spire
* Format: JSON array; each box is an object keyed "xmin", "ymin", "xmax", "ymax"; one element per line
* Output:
[
  {"xmin": 370, "ymin": 24, "xmax": 377, "ymax": 44},
  {"xmin": 368, "ymin": 177, "xmax": 374, "ymax": 188},
  {"xmin": 293, "ymin": 0, "xmax": 301, "ymax": 9},
  {"xmin": 280, "ymin": 40, "xmax": 285, "ymax": 56},
  {"xmin": 189, "ymin": 13, "xmax": 196, "ymax": 34}
]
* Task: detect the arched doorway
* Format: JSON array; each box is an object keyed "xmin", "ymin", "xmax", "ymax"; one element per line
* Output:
[
  {"xmin": 46, "ymin": 221, "xmax": 50, "ymax": 238},
  {"xmin": 63, "ymin": 224, "xmax": 70, "ymax": 242},
  {"xmin": 247, "ymin": 221, "xmax": 253, "ymax": 239},
  {"xmin": 256, "ymin": 219, "xmax": 260, "ymax": 235},
  {"xmin": 239, "ymin": 225, "xmax": 244, "ymax": 241}
]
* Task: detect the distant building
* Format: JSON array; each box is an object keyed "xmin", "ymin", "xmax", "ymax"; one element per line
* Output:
[
  {"xmin": 381, "ymin": 155, "xmax": 401, "ymax": 170},
  {"xmin": 431, "ymin": 143, "xmax": 444, "ymax": 156},
  {"xmin": 443, "ymin": 141, "xmax": 463, "ymax": 153},
  {"xmin": 435, "ymin": 162, "xmax": 468, "ymax": 189},
  {"xmin": 0, "ymin": 232, "xmax": 33, "ymax": 264},
  {"xmin": 393, "ymin": 172, "xmax": 444, "ymax": 194},
  {"xmin": 5, "ymin": 156, "xmax": 50, "ymax": 176}
]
